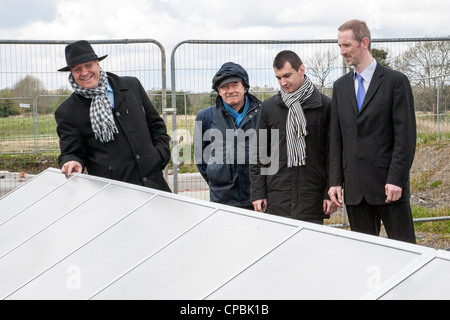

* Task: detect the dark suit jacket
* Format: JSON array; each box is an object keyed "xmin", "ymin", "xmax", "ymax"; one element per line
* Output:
[
  {"xmin": 55, "ymin": 72, "xmax": 171, "ymax": 192},
  {"xmin": 329, "ymin": 63, "xmax": 416, "ymax": 205}
]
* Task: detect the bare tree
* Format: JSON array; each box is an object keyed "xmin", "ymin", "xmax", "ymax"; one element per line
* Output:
[
  {"xmin": 12, "ymin": 75, "xmax": 47, "ymax": 99},
  {"xmin": 307, "ymin": 49, "xmax": 339, "ymax": 91},
  {"xmin": 394, "ymin": 40, "xmax": 450, "ymax": 113}
]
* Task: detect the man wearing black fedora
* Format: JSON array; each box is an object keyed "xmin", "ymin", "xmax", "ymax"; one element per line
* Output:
[{"xmin": 55, "ymin": 40, "xmax": 172, "ymax": 192}]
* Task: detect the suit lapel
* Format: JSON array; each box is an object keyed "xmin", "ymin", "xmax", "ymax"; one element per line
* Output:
[
  {"xmin": 359, "ymin": 63, "xmax": 384, "ymax": 113},
  {"xmin": 344, "ymin": 72, "xmax": 359, "ymax": 114}
]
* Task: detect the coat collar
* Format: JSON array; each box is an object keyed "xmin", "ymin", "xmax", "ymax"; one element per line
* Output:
[
  {"xmin": 215, "ymin": 92, "xmax": 260, "ymax": 112},
  {"xmin": 275, "ymin": 86, "xmax": 324, "ymax": 110},
  {"xmin": 71, "ymin": 72, "xmax": 128, "ymax": 110},
  {"xmin": 106, "ymin": 72, "xmax": 128, "ymax": 110}
]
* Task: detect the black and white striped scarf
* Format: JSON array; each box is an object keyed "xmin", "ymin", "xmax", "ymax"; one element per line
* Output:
[
  {"xmin": 69, "ymin": 70, "xmax": 118, "ymax": 143},
  {"xmin": 280, "ymin": 75, "xmax": 315, "ymax": 167}
]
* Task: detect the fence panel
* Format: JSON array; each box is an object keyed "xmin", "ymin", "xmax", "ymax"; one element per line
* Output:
[
  {"xmin": 0, "ymin": 39, "xmax": 167, "ymax": 196},
  {"xmin": 1, "ymin": 38, "xmax": 448, "ymax": 226},
  {"xmin": 170, "ymin": 38, "xmax": 450, "ymax": 225}
]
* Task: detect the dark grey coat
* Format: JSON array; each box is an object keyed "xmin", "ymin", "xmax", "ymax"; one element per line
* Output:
[
  {"xmin": 55, "ymin": 72, "xmax": 171, "ymax": 192},
  {"xmin": 250, "ymin": 87, "xmax": 331, "ymax": 220}
]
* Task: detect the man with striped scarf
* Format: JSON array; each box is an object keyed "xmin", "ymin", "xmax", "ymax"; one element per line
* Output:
[
  {"xmin": 250, "ymin": 50, "xmax": 337, "ymax": 224},
  {"xmin": 55, "ymin": 40, "xmax": 171, "ymax": 192}
]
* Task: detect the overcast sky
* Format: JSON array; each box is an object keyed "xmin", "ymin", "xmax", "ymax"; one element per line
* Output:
[{"xmin": 0, "ymin": 0, "xmax": 448, "ymax": 52}]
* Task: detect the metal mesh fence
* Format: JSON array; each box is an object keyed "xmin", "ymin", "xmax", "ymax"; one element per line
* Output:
[
  {"xmin": 1, "ymin": 38, "xmax": 448, "ymax": 227},
  {"xmin": 0, "ymin": 39, "xmax": 167, "ymax": 197},
  {"xmin": 169, "ymin": 39, "xmax": 449, "ymax": 225}
]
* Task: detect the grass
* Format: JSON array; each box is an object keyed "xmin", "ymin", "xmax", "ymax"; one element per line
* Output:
[
  {"xmin": 411, "ymin": 171, "xmax": 444, "ymax": 192},
  {"xmin": 1, "ymin": 112, "xmax": 448, "ymax": 175},
  {"xmin": 416, "ymin": 114, "xmax": 450, "ymax": 143},
  {"xmin": 0, "ymin": 114, "xmax": 57, "ymax": 139},
  {"xmin": 1, "ymin": 113, "xmax": 448, "ymax": 218},
  {"xmin": 412, "ymin": 206, "xmax": 450, "ymax": 237},
  {"xmin": 1, "ymin": 112, "xmax": 448, "ymax": 141}
]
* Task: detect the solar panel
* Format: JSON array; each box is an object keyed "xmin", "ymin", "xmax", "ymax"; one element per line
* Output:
[
  {"xmin": 379, "ymin": 252, "xmax": 450, "ymax": 300},
  {"xmin": 207, "ymin": 229, "xmax": 424, "ymax": 300},
  {"xmin": 1, "ymin": 168, "xmax": 449, "ymax": 300}
]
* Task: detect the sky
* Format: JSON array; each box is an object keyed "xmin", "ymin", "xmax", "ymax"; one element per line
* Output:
[{"xmin": 0, "ymin": 0, "xmax": 448, "ymax": 53}]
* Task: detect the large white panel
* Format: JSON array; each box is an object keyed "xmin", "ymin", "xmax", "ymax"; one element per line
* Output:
[
  {"xmin": 91, "ymin": 210, "xmax": 298, "ymax": 300},
  {"xmin": 380, "ymin": 254, "xmax": 450, "ymax": 300},
  {"xmin": 0, "ymin": 176, "xmax": 108, "ymax": 258},
  {"xmin": 0, "ymin": 184, "xmax": 153, "ymax": 299},
  {"xmin": 7, "ymin": 195, "xmax": 216, "ymax": 300},
  {"xmin": 0, "ymin": 170, "xmax": 68, "ymax": 224},
  {"xmin": 1, "ymin": 169, "xmax": 447, "ymax": 301},
  {"xmin": 207, "ymin": 229, "xmax": 423, "ymax": 300}
]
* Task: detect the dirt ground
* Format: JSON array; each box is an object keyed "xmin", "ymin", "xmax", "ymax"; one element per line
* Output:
[
  {"xmin": 408, "ymin": 143, "xmax": 449, "ymax": 250},
  {"xmin": 410, "ymin": 143, "xmax": 450, "ymax": 208}
]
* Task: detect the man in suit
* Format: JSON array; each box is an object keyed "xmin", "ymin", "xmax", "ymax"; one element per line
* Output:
[
  {"xmin": 328, "ymin": 20, "xmax": 417, "ymax": 243},
  {"xmin": 55, "ymin": 40, "xmax": 171, "ymax": 192}
]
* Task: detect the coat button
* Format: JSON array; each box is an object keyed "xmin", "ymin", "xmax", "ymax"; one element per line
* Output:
[
  {"xmin": 136, "ymin": 155, "xmax": 141, "ymax": 160},
  {"xmin": 116, "ymin": 112, "xmax": 121, "ymax": 117},
  {"xmin": 143, "ymin": 177, "xmax": 148, "ymax": 182}
]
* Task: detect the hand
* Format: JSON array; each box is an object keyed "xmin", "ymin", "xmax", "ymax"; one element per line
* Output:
[
  {"xmin": 385, "ymin": 184, "xmax": 402, "ymax": 203},
  {"xmin": 328, "ymin": 186, "xmax": 343, "ymax": 208},
  {"xmin": 252, "ymin": 199, "xmax": 268, "ymax": 212},
  {"xmin": 323, "ymin": 199, "xmax": 338, "ymax": 215},
  {"xmin": 61, "ymin": 161, "xmax": 83, "ymax": 177}
]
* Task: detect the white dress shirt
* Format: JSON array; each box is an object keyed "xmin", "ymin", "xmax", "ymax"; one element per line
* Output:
[{"xmin": 354, "ymin": 58, "xmax": 377, "ymax": 96}]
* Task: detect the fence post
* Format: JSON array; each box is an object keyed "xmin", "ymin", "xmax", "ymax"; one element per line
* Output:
[
  {"xmin": 437, "ymin": 77, "xmax": 441, "ymax": 139},
  {"xmin": 170, "ymin": 41, "xmax": 186, "ymax": 194},
  {"xmin": 33, "ymin": 96, "xmax": 39, "ymax": 153}
]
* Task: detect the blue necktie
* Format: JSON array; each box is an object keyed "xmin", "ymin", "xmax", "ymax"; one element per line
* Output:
[{"xmin": 356, "ymin": 73, "xmax": 365, "ymax": 111}]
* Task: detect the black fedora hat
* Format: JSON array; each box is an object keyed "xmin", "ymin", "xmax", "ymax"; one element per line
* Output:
[{"xmin": 58, "ymin": 40, "xmax": 107, "ymax": 72}]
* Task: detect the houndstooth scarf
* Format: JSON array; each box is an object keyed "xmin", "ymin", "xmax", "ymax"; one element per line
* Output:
[
  {"xmin": 69, "ymin": 70, "xmax": 118, "ymax": 143},
  {"xmin": 280, "ymin": 74, "xmax": 315, "ymax": 167}
]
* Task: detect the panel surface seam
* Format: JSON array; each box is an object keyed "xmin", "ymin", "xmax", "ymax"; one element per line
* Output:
[
  {"xmin": 0, "ymin": 173, "xmax": 75, "ymax": 227},
  {"xmin": 361, "ymin": 251, "xmax": 437, "ymax": 300},
  {"xmin": 2, "ymin": 192, "xmax": 158, "ymax": 300},
  {"xmin": 87, "ymin": 208, "xmax": 221, "ymax": 300},
  {"xmin": 202, "ymin": 226, "xmax": 305, "ymax": 300}
]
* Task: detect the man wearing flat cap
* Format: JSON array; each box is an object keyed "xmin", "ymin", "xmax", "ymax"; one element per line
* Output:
[
  {"xmin": 55, "ymin": 40, "xmax": 171, "ymax": 192},
  {"xmin": 194, "ymin": 62, "xmax": 261, "ymax": 209}
]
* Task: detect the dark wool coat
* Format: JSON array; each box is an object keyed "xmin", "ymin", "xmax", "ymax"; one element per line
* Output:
[
  {"xmin": 250, "ymin": 87, "xmax": 331, "ymax": 220},
  {"xmin": 55, "ymin": 72, "xmax": 171, "ymax": 192}
]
